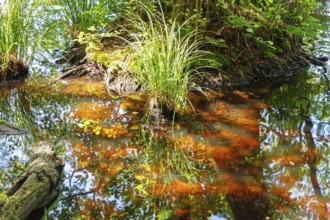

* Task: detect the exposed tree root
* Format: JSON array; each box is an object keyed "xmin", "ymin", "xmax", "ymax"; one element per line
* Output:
[
  {"xmin": 56, "ymin": 43, "xmax": 86, "ymax": 65},
  {"xmin": 56, "ymin": 56, "xmax": 106, "ymax": 80},
  {"xmin": 105, "ymin": 70, "xmax": 141, "ymax": 95}
]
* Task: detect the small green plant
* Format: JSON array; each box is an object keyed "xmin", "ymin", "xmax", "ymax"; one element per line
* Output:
[
  {"xmin": 123, "ymin": 1, "xmax": 209, "ymax": 116},
  {"xmin": 52, "ymin": 0, "xmax": 126, "ymax": 37}
]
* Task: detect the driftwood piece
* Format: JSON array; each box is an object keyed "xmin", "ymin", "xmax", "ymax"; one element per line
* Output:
[
  {"xmin": 0, "ymin": 141, "xmax": 64, "ymax": 220},
  {"xmin": 0, "ymin": 121, "xmax": 30, "ymax": 136}
]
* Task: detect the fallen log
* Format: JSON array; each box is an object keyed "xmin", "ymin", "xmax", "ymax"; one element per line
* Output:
[
  {"xmin": 0, "ymin": 141, "xmax": 64, "ymax": 220},
  {"xmin": 0, "ymin": 120, "xmax": 30, "ymax": 136}
]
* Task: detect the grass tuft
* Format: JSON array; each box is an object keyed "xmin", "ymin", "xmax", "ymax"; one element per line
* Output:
[
  {"xmin": 123, "ymin": 1, "xmax": 209, "ymax": 116},
  {"xmin": 0, "ymin": 0, "xmax": 41, "ymax": 80}
]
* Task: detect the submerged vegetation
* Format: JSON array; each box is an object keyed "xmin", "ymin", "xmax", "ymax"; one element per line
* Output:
[{"xmin": 138, "ymin": 129, "xmax": 211, "ymax": 183}]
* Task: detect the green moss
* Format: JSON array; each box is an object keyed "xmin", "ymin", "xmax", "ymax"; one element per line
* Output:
[
  {"xmin": 0, "ymin": 192, "xmax": 8, "ymax": 206},
  {"xmin": 7, "ymin": 195, "xmax": 18, "ymax": 201},
  {"xmin": 87, "ymin": 44, "xmax": 131, "ymax": 70}
]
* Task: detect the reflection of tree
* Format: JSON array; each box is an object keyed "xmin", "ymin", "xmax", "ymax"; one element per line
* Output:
[
  {"xmin": 221, "ymin": 111, "xmax": 271, "ymax": 220},
  {"xmin": 52, "ymin": 91, "xmax": 274, "ymax": 219},
  {"xmin": 0, "ymin": 82, "xmax": 73, "ymax": 142},
  {"xmin": 0, "ymin": 82, "xmax": 73, "ymax": 191},
  {"xmin": 261, "ymin": 70, "xmax": 330, "ymax": 219},
  {"xmin": 301, "ymin": 103, "xmax": 329, "ymax": 219}
]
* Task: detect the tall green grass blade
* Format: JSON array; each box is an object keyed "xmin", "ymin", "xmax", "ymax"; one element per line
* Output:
[
  {"xmin": 0, "ymin": 0, "xmax": 44, "ymax": 69},
  {"xmin": 123, "ymin": 1, "xmax": 210, "ymax": 115}
]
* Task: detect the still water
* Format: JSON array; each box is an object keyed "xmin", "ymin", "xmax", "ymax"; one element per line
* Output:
[{"xmin": 1, "ymin": 5, "xmax": 330, "ymax": 220}]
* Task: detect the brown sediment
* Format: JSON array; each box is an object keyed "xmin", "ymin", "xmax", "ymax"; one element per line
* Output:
[
  {"xmin": 193, "ymin": 92, "xmax": 261, "ymax": 134},
  {"xmin": 150, "ymin": 173, "xmax": 265, "ymax": 199},
  {"xmin": 57, "ymin": 78, "xmax": 108, "ymax": 98},
  {"xmin": 74, "ymin": 101, "xmax": 117, "ymax": 120}
]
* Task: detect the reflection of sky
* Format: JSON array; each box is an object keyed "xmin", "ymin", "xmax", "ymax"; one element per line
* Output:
[
  {"xmin": 0, "ymin": 84, "xmax": 74, "ymax": 183},
  {"xmin": 0, "ymin": 135, "xmax": 31, "ymax": 168},
  {"xmin": 1, "ymin": 1, "xmax": 330, "ymax": 219},
  {"xmin": 261, "ymin": 112, "xmax": 330, "ymax": 217}
]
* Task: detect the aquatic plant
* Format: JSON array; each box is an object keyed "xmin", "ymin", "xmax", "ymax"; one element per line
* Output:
[
  {"xmin": 0, "ymin": 0, "xmax": 39, "ymax": 80},
  {"xmin": 123, "ymin": 1, "xmax": 209, "ymax": 117}
]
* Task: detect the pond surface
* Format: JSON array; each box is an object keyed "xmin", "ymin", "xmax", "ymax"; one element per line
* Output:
[{"xmin": 1, "ymin": 4, "xmax": 330, "ymax": 220}]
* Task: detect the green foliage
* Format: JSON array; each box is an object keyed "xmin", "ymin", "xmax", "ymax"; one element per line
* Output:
[
  {"xmin": 0, "ymin": 0, "xmax": 41, "ymax": 68},
  {"xmin": 51, "ymin": 0, "xmax": 127, "ymax": 37},
  {"xmin": 122, "ymin": 1, "xmax": 210, "ymax": 114},
  {"xmin": 221, "ymin": 0, "xmax": 320, "ymax": 57}
]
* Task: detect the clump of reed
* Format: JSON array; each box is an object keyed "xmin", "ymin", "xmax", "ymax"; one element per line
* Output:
[
  {"xmin": 123, "ymin": 1, "xmax": 208, "ymax": 118},
  {"xmin": 0, "ymin": 0, "xmax": 39, "ymax": 80}
]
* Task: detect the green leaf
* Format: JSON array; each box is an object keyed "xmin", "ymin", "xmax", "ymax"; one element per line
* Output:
[
  {"xmin": 135, "ymin": 184, "xmax": 144, "ymax": 190},
  {"xmin": 265, "ymin": 41, "xmax": 274, "ymax": 46},
  {"xmin": 246, "ymin": 27, "xmax": 254, "ymax": 33},
  {"xmin": 135, "ymin": 175, "xmax": 146, "ymax": 181}
]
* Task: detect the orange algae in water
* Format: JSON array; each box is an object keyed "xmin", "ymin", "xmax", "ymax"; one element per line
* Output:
[
  {"xmin": 74, "ymin": 101, "xmax": 116, "ymax": 120},
  {"xmin": 57, "ymin": 78, "xmax": 108, "ymax": 98}
]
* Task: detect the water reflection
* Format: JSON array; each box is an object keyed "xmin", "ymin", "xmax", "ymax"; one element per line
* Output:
[
  {"xmin": 0, "ymin": 80, "xmax": 73, "ymax": 192},
  {"xmin": 259, "ymin": 3, "xmax": 330, "ymax": 217},
  {"xmin": 260, "ymin": 69, "xmax": 330, "ymax": 219},
  {"xmin": 2, "ymin": 3, "xmax": 330, "ymax": 218},
  {"xmin": 3, "ymin": 73, "xmax": 330, "ymax": 219},
  {"xmin": 42, "ymin": 86, "xmax": 272, "ymax": 219}
]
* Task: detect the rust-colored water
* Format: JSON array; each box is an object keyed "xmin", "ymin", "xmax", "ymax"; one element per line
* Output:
[
  {"xmin": 38, "ymin": 76, "xmax": 327, "ymax": 219},
  {"xmin": 1, "ymin": 70, "xmax": 330, "ymax": 219}
]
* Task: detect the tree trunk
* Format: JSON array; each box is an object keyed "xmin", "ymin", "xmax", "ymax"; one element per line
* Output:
[
  {"xmin": 0, "ymin": 141, "xmax": 64, "ymax": 220},
  {"xmin": 0, "ymin": 121, "xmax": 30, "ymax": 136}
]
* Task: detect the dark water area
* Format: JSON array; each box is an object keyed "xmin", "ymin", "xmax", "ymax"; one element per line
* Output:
[{"xmin": 1, "ymin": 3, "xmax": 330, "ymax": 220}]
